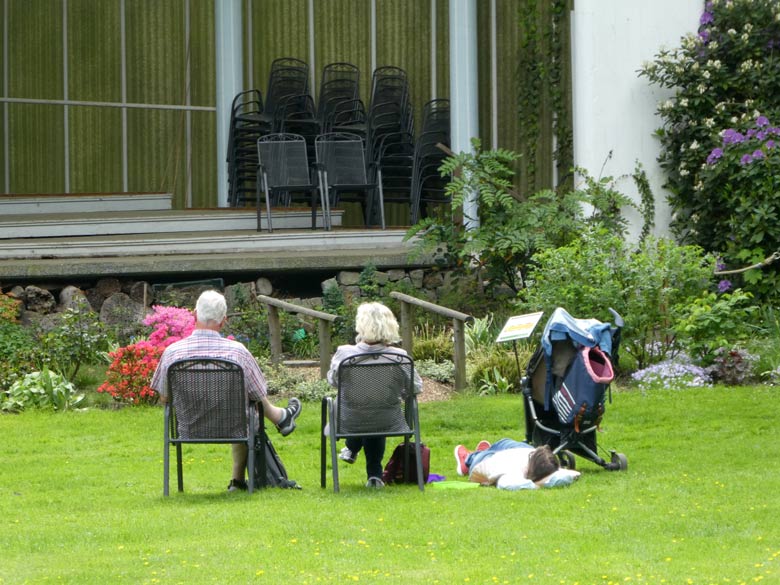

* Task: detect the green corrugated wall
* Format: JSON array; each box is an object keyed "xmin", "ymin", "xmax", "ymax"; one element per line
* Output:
[{"xmin": 1, "ymin": 0, "xmax": 570, "ymax": 219}]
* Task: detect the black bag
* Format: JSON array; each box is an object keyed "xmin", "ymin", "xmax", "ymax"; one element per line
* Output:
[
  {"xmin": 381, "ymin": 442, "xmax": 430, "ymax": 485},
  {"xmin": 254, "ymin": 432, "xmax": 301, "ymax": 489}
]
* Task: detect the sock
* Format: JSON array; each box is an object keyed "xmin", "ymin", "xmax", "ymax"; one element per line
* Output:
[{"xmin": 277, "ymin": 409, "xmax": 288, "ymax": 425}]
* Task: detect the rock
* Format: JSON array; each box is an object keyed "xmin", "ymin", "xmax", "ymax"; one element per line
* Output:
[
  {"xmin": 409, "ymin": 269, "xmax": 425, "ymax": 288},
  {"xmin": 386, "ymin": 269, "xmax": 407, "ymax": 281},
  {"xmin": 423, "ymin": 271, "xmax": 444, "ymax": 289},
  {"xmin": 255, "ymin": 277, "xmax": 273, "ymax": 296},
  {"xmin": 336, "ymin": 271, "xmax": 361, "ymax": 286},
  {"xmin": 128, "ymin": 281, "xmax": 152, "ymax": 306},
  {"xmin": 99, "ymin": 292, "xmax": 147, "ymax": 337},
  {"xmin": 321, "ymin": 277, "xmax": 338, "ymax": 293},
  {"xmin": 94, "ymin": 278, "xmax": 122, "ymax": 299},
  {"xmin": 58, "ymin": 285, "xmax": 92, "ymax": 313},
  {"xmin": 6, "ymin": 286, "xmax": 24, "ymax": 299},
  {"xmin": 225, "ymin": 282, "xmax": 256, "ymax": 312},
  {"xmin": 24, "ymin": 286, "xmax": 56, "ymax": 313}
]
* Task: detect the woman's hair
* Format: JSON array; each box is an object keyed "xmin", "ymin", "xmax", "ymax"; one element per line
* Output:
[
  {"xmin": 525, "ymin": 445, "xmax": 560, "ymax": 482},
  {"xmin": 195, "ymin": 290, "xmax": 227, "ymax": 326},
  {"xmin": 354, "ymin": 302, "xmax": 401, "ymax": 345}
]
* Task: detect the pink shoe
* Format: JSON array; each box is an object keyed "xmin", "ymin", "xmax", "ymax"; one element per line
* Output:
[
  {"xmin": 454, "ymin": 445, "xmax": 470, "ymax": 476},
  {"xmin": 475, "ymin": 440, "xmax": 491, "ymax": 452}
]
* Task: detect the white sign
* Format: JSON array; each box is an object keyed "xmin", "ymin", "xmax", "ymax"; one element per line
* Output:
[{"xmin": 495, "ymin": 312, "xmax": 544, "ymax": 343}]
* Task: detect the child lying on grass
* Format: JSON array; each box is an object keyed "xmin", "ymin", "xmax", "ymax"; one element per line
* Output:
[{"xmin": 454, "ymin": 438, "xmax": 580, "ymax": 490}]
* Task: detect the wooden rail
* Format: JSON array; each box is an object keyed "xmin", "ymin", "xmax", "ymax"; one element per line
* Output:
[
  {"xmin": 389, "ymin": 291, "xmax": 474, "ymax": 391},
  {"xmin": 256, "ymin": 295, "xmax": 339, "ymax": 379}
]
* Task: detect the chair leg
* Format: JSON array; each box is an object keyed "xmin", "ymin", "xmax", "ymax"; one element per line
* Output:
[
  {"xmin": 163, "ymin": 438, "xmax": 170, "ymax": 497},
  {"xmin": 247, "ymin": 439, "xmax": 256, "ymax": 494},
  {"xmin": 320, "ymin": 399, "xmax": 327, "ymax": 488},
  {"xmin": 176, "ymin": 444, "xmax": 184, "ymax": 492}
]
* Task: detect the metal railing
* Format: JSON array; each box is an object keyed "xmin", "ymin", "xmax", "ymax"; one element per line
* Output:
[
  {"xmin": 389, "ymin": 291, "xmax": 473, "ymax": 391},
  {"xmin": 256, "ymin": 295, "xmax": 339, "ymax": 379}
]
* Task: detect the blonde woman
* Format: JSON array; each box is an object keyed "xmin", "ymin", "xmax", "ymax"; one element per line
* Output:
[{"xmin": 327, "ymin": 302, "xmax": 422, "ymax": 489}]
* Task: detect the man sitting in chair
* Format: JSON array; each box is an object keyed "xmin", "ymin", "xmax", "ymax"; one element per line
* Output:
[
  {"xmin": 327, "ymin": 302, "xmax": 422, "ymax": 489},
  {"xmin": 151, "ymin": 290, "xmax": 302, "ymax": 492}
]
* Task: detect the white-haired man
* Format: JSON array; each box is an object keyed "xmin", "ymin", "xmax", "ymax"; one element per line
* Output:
[{"xmin": 151, "ymin": 290, "xmax": 301, "ymax": 492}]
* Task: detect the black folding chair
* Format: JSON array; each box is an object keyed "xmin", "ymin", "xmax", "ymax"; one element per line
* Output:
[
  {"xmin": 320, "ymin": 352, "xmax": 423, "ymax": 492},
  {"xmin": 163, "ymin": 358, "xmax": 266, "ymax": 495}
]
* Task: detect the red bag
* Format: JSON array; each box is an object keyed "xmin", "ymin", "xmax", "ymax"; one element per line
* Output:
[{"xmin": 381, "ymin": 442, "xmax": 430, "ymax": 484}]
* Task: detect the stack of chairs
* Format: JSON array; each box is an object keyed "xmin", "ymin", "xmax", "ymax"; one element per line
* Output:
[
  {"xmin": 227, "ymin": 58, "xmax": 310, "ymax": 207},
  {"xmin": 411, "ymin": 99, "xmax": 451, "ymax": 224},
  {"xmin": 316, "ymin": 63, "xmax": 361, "ymax": 133}
]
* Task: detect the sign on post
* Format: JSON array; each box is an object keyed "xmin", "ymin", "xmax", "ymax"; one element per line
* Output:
[{"xmin": 495, "ymin": 312, "xmax": 544, "ymax": 343}]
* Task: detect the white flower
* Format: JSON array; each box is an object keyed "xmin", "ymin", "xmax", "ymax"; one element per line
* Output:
[
  {"xmin": 715, "ymin": 102, "xmax": 726, "ymax": 112},
  {"xmin": 692, "ymin": 62, "xmax": 700, "ymax": 71},
  {"xmin": 690, "ymin": 140, "xmax": 700, "ymax": 150},
  {"xmin": 702, "ymin": 71, "xmax": 711, "ymax": 80},
  {"xmin": 698, "ymin": 84, "xmax": 707, "ymax": 94},
  {"xmin": 694, "ymin": 181, "xmax": 703, "ymax": 192},
  {"xmin": 728, "ymin": 28, "xmax": 737, "ymax": 36},
  {"xmin": 680, "ymin": 98, "xmax": 689, "ymax": 107},
  {"xmin": 731, "ymin": 116, "xmax": 739, "ymax": 124},
  {"xmin": 705, "ymin": 118, "xmax": 715, "ymax": 128},
  {"xmin": 707, "ymin": 59, "xmax": 722, "ymax": 69},
  {"xmin": 679, "ymin": 169, "xmax": 690, "ymax": 177},
  {"xmin": 744, "ymin": 23, "xmax": 753, "ymax": 33},
  {"xmin": 709, "ymin": 41, "xmax": 719, "ymax": 50}
]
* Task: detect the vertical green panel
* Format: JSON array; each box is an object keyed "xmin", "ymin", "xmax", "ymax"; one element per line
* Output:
[
  {"xmin": 496, "ymin": 0, "xmax": 521, "ymax": 155},
  {"xmin": 476, "ymin": 1, "xmax": 491, "ymax": 147},
  {"xmin": 375, "ymin": 0, "xmax": 433, "ymax": 134},
  {"xmin": 248, "ymin": 0, "xmax": 309, "ymax": 93},
  {"xmin": 126, "ymin": 0, "xmax": 186, "ymax": 104},
  {"xmin": 314, "ymin": 0, "xmax": 371, "ymax": 102},
  {"xmin": 190, "ymin": 0, "xmax": 216, "ymax": 107},
  {"xmin": 190, "ymin": 110, "xmax": 216, "ymax": 207},
  {"xmin": 69, "ymin": 106, "xmax": 123, "ymax": 193},
  {"xmin": 9, "ymin": 0, "xmax": 62, "ymax": 100},
  {"xmin": 435, "ymin": 0, "xmax": 449, "ymax": 99},
  {"xmin": 9, "ymin": 104, "xmax": 65, "ymax": 193},
  {"xmin": 68, "ymin": 0, "xmax": 121, "ymax": 102},
  {"xmin": 127, "ymin": 108, "xmax": 186, "ymax": 206}
]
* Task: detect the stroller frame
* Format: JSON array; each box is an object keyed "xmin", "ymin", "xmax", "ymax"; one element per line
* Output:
[{"xmin": 521, "ymin": 307, "xmax": 627, "ymax": 472}]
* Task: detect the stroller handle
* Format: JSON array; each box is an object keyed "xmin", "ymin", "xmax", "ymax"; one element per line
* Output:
[{"xmin": 608, "ymin": 308, "xmax": 624, "ymax": 329}]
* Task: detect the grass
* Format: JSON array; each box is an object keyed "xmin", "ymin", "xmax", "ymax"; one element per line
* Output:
[{"xmin": 1, "ymin": 385, "xmax": 779, "ymax": 584}]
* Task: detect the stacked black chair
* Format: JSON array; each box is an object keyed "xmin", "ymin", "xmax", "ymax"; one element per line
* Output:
[
  {"xmin": 411, "ymin": 99, "xmax": 451, "ymax": 224},
  {"xmin": 316, "ymin": 63, "xmax": 361, "ymax": 133},
  {"xmin": 227, "ymin": 89, "xmax": 266, "ymax": 207}
]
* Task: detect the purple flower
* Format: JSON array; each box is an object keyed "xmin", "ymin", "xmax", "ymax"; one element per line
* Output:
[
  {"xmin": 753, "ymin": 149, "xmax": 765, "ymax": 159},
  {"xmin": 756, "ymin": 130, "xmax": 767, "ymax": 140},
  {"xmin": 706, "ymin": 147, "xmax": 724, "ymax": 164},
  {"xmin": 722, "ymin": 129, "xmax": 746, "ymax": 144},
  {"xmin": 699, "ymin": 11, "xmax": 714, "ymax": 26},
  {"xmin": 699, "ymin": 29, "xmax": 711, "ymax": 43},
  {"xmin": 756, "ymin": 115, "xmax": 770, "ymax": 127},
  {"xmin": 740, "ymin": 154, "xmax": 754, "ymax": 165},
  {"xmin": 747, "ymin": 128, "xmax": 757, "ymax": 138},
  {"xmin": 716, "ymin": 258, "xmax": 727, "ymax": 271},
  {"xmin": 767, "ymin": 140, "xmax": 776, "ymax": 149},
  {"xmin": 718, "ymin": 279, "xmax": 732, "ymax": 293}
]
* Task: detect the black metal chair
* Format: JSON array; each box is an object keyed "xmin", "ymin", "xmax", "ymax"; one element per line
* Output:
[
  {"xmin": 320, "ymin": 352, "xmax": 423, "ymax": 493},
  {"xmin": 256, "ymin": 133, "xmax": 321, "ymax": 232},
  {"xmin": 163, "ymin": 358, "xmax": 266, "ymax": 495},
  {"xmin": 314, "ymin": 132, "xmax": 385, "ymax": 230}
]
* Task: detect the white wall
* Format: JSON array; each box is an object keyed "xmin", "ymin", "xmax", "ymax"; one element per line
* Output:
[{"xmin": 571, "ymin": 0, "xmax": 702, "ymax": 240}]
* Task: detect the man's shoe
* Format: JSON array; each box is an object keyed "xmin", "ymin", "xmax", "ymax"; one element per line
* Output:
[
  {"xmin": 475, "ymin": 440, "xmax": 491, "ymax": 452},
  {"xmin": 338, "ymin": 447, "xmax": 356, "ymax": 464},
  {"xmin": 227, "ymin": 478, "xmax": 248, "ymax": 492},
  {"xmin": 454, "ymin": 444, "xmax": 470, "ymax": 476},
  {"xmin": 276, "ymin": 397, "xmax": 302, "ymax": 436},
  {"xmin": 366, "ymin": 476, "xmax": 385, "ymax": 489}
]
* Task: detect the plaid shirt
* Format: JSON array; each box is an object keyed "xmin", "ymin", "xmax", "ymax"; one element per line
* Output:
[{"xmin": 150, "ymin": 329, "xmax": 267, "ymax": 402}]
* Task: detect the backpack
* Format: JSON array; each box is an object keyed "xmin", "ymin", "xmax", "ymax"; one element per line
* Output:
[
  {"xmin": 253, "ymin": 432, "xmax": 302, "ymax": 489},
  {"xmin": 381, "ymin": 442, "xmax": 430, "ymax": 485}
]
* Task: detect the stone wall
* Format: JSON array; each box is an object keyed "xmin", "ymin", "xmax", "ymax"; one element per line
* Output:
[{"xmin": 1, "ymin": 268, "xmax": 458, "ymax": 331}]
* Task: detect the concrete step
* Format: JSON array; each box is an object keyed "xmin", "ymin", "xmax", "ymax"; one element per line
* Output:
[
  {"xmin": 0, "ymin": 192, "xmax": 172, "ymax": 214},
  {"xmin": 0, "ymin": 207, "xmax": 341, "ymax": 239}
]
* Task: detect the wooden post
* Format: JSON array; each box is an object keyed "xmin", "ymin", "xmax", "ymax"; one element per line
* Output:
[
  {"xmin": 318, "ymin": 319, "xmax": 332, "ymax": 379},
  {"xmin": 452, "ymin": 318, "xmax": 467, "ymax": 392},
  {"xmin": 399, "ymin": 300, "xmax": 413, "ymax": 354},
  {"xmin": 266, "ymin": 305, "xmax": 283, "ymax": 364}
]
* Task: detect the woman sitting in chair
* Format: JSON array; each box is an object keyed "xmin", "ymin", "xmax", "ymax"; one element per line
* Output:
[{"xmin": 327, "ymin": 302, "xmax": 423, "ymax": 489}]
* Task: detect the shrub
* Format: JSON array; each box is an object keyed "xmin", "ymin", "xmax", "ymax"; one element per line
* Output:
[
  {"xmin": 37, "ymin": 304, "xmax": 109, "ymax": 380},
  {"xmin": 639, "ymin": 0, "xmax": 780, "ymax": 300},
  {"xmin": 707, "ymin": 347, "xmax": 759, "ymax": 385},
  {"xmin": 415, "ymin": 359, "xmax": 455, "ymax": 384},
  {"xmin": 467, "ymin": 347, "xmax": 526, "ymax": 394},
  {"xmin": 1, "ymin": 367, "xmax": 84, "ymax": 412},
  {"xmin": 411, "ymin": 322, "xmax": 453, "ymax": 363},
  {"xmin": 0, "ymin": 293, "xmax": 21, "ymax": 323},
  {"xmin": 521, "ymin": 229, "xmax": 716, "ymax": 369},
  {"xmin": 97, "ymin": 341, "xmax": 162, "ymax": 405},
  {"xmin": 0, "ymin": 321, "xmax": 37, "ymax": 392}
]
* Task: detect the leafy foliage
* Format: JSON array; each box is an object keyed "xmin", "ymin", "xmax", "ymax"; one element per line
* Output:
[
  {"xmin": 0, "ymin": 293, "xmax": 21, "ymax": 323},
  {"xmin": 1, "ymin": 367, "xmax": 84, "ymax": 412},
  {"xmin": 0, "ymin": 321, "xmax": 37, "ymax": 393},
  {"xmin": 639, "ymin": 0, "xmax": 780, "ymax": 301},
  {"xmin": 37, "ymin": 304, "xmax": 109, "ymax": 380}
]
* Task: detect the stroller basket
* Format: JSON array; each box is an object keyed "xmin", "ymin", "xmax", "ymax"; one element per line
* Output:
[{"xmin": 521, "ymin": 307, "xmax": 627, "ymax": 471}]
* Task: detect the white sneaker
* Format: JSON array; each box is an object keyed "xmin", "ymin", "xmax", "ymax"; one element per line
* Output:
[
  {"xmin": 338, "ymin": 447, "xmax": 356, "ymax": 464},
  {"xmin": 366, "ymin": 476, "xmax": 385, "ymax": 489}
]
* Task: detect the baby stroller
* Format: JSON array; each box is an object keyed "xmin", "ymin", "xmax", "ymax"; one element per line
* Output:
[{"xmin": 521, "ymin": 307, "xmax": 627, "ymax": 471}]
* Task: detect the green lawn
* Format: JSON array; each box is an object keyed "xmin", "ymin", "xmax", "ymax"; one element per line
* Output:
[{"xmin": 1, "ymin": 386, "xmax": 778, "ymax": 584}]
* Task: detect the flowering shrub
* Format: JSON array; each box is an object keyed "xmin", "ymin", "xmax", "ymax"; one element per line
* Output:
[
  {"xmin": 640, "ymin": 0, "xmax": 780, "ymax": 301},
  {"xmin": 0, "ymin": 294, "xmax": 21, "ymax": 323},
  {"xmin": 97, "ymin": 341, "xmax": 163, "ymax": 404},
  {"xmin": 707, "ymin": 347, "xmax": 758, "ymax": 385},
  {"xmin": 631, "ymin": 354, "xmax": 712, "ymax": 392},
  {"xmin": 98, "ymin": 305, "xmax": 194, "ymax": 405}
]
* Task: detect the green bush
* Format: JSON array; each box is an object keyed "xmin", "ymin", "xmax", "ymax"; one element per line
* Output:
[
  {"xmin": 0, "ymin": 293, "xmax": 21, "ymax": 323},
  {"xmin": 1, "ymin": 367, "xmax": 84, "ymax": 412},
  {"xmin": 467, "ymin": 347, "xmax": 527, "ymax": 393},
  {"xmin": 521, "ymin": 229, "xmax": 717, "ymax": 369},
  {"xmin": 36, "ymin": 305, "xmax": 109, "ymax": 380},
  {"xmin": 639, "ymin": 0, "xmax": 780, "ymax": 301},
  {"xmin": 0, "ymin": 321, "xmax": 37, "ymax": 392},
  {"xmin": 415, "ymin": 359, "xmax": 455, "ymax": 384},
  {"xmin": 411, "ymin": 322, "xmax": 453, "ymax": 363}
]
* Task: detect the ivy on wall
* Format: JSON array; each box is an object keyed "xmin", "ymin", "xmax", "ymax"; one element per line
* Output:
[{"xmin": 516, "ymin": 0, "xmax": 573, "ymax": 196}]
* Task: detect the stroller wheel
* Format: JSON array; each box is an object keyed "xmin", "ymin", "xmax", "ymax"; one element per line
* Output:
[
  {"xmin": 558, "ymin": 450, "xmax": 576, "ymax": 470},
  {"xmin": 610, "ymin": 451, "xmax": 628, "ymax": 471}
]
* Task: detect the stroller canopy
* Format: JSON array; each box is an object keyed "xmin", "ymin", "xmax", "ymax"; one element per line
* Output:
[{"xmin": 540, "ymin": 307, "xmax": 614, "ymax": 357}]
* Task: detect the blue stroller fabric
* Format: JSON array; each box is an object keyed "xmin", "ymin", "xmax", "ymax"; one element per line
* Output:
[
  {"xmin": 541, "ymin": 307, "xmax": 614, "ymax": 410},
  {"xmin": 553, "ymin": 345, "xmax": 614, "ymax": 426}
]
